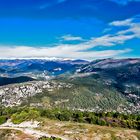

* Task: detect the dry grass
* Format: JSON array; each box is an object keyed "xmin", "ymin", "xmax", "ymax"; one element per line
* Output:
[
  {"xmin": 37, "ymin": 118, "xmax": 140, "ymax": 140},
  {"xmin": 0, "ymin": 129, "xmax": 36, "ymax": 140}
]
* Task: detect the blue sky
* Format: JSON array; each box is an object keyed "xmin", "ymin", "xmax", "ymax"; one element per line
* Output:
[{"xmin": 0, "ymin": 0, "xmax": 140, "ymax": 60}]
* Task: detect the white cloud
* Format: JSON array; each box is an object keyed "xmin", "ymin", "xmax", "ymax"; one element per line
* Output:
[
  {"xmin": 0, "ymin": 31, "xmax": 134, "ymax": 60},
  {"xmin": 88, "ymin": 34, "xmax": 135, "ymax": 47},
  {"xmin": 62, "ymin": 48, "xmax": 132, "ymax": 59},
  {"xmin": 0, "ymin": 46, "xmax": 132, "ymax": 60},
  {"xmin": 61, "ymin": 35, "xmax": 84, "ymax": 41},
  {"xmin": 110, "ymin": 18, "xmax": 140, "ymax": 38},
  {"xmin": 110, "ymin": 18, "xmax": 133, "ymax": 26},
  {"xmin": 0, "ymin": 18, "xmax": 139, "ymax": 60}
]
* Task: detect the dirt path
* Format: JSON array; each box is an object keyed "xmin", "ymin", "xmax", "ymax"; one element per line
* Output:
[{"xmin": 0, "ymin": 120, "xmax": 69, "ymax": 140}]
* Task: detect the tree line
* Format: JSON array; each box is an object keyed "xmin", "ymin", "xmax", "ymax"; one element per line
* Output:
[{"xmin": 0, "ymin": 106, "xmax": 140, "ymax": 130}]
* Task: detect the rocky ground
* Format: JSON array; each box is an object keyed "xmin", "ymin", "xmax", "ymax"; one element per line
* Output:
[{"xmin": 0, "ymin": 119, "xmax": 140, "ymax": 140}]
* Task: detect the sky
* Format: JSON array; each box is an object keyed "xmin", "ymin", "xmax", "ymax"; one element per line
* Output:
[{"xmin": 0, "ymin": 0, "xmax": 140, "ymax": 60}]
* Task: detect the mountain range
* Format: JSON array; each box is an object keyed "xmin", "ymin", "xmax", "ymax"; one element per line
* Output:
[{"xmin": 0, "ymin": 58, "xmax": 140, "ymax": 113}]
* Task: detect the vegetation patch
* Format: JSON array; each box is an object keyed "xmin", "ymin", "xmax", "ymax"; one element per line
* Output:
[{"xmin": 0, "ymin": 107, "xmax": 140, "ymax": 130}]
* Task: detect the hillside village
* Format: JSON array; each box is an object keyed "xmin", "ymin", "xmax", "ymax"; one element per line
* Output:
[{"xmin": 0, "ymin": 81, "xmax": 72, "ymax": 107}]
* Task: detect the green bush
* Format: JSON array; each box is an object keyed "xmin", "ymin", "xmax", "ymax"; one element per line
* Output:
[
  {"xmin": 1, "ymin": 107, "xmax": 140, "ymax": 130},
  {"xmin": 11, "ymin": 111, "xmax": 28, "ymax": 124},
  {"xmin": 11, "ymin": 109, "xmax": 40, "ymax": 124},
  {"xmin": 0, "ymin": 116, "xmax": 7, "ymax": 124}
]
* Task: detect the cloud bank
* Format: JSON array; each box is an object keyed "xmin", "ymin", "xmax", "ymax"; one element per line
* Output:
[
  {"xmin": 0, "ymin": 46, "xmax": 132, "ymax": 60},
  {"xmin": 0, "ymin": 17, "xmax": 139, "ymax": 60}
]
